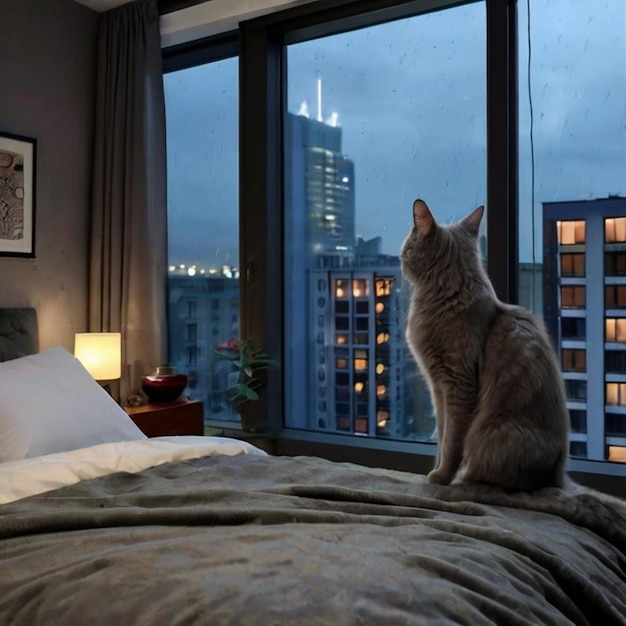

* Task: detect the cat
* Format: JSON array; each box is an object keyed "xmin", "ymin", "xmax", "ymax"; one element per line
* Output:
[{"xmin": 400, "ymin": 199, "xmax": 570, "ymax": 492}]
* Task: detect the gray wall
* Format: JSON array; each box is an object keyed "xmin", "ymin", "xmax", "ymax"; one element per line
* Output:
[{"xmin": 0, "ymin": 0, "xmax": 99, "ymax": 351}]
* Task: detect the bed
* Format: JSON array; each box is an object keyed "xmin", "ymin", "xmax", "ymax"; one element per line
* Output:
[{"xmin": 0, "ymin": 309, "xmax": 625, "ymax": 625}]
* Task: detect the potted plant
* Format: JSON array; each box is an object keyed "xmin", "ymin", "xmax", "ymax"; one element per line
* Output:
[{"xmin": 215, "ymin": 339, "xmax": 276, "ymax": 430}]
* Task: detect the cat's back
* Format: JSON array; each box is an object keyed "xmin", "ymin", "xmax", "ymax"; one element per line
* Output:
[
  {"xmin": 481, "ymin": 301, "xmax": 568, "ymax": 425},
  {"xmin": 487, "ymin": 302, "xmax": 556, "ymax": 361}
]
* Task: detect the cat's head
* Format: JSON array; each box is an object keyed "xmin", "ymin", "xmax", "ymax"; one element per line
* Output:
[{"xmin": 400, "ymin": 199, "xmax": 484, "ymax": 286}]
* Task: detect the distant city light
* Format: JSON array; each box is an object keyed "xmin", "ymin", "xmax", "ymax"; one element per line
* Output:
[{"xmin": 187, "ymin": 267, "xmax": 196, "ymax": 276}]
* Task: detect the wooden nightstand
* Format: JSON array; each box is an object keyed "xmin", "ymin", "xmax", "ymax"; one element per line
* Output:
[{"xmin": 124, "ymin": 400, "xmax": 204, "ymax": 437}]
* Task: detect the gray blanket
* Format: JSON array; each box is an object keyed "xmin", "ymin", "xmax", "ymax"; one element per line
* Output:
[{"xmin": 0, "ymin": 453, "xmax": 625, "ymax": 625}]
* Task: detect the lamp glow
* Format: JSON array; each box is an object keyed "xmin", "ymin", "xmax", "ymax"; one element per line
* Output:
[{"xmin": 74, "ymin": 333, "xmax": 121, "ymax": 380}]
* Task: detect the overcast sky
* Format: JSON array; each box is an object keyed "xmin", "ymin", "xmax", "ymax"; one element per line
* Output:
[{"xmin": 165, "ymin": 0, "xmax": 625, "ymax": 270}]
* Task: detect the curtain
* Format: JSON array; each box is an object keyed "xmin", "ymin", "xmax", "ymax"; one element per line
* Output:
[{"xmin": 89, "ymin": 0, "xmax": 167, "ymax": 404}]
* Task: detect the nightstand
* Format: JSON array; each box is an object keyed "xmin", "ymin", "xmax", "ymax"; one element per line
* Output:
[{"xmin": 124, "ymin": 400, "xmax": 204, "ymax": 437}]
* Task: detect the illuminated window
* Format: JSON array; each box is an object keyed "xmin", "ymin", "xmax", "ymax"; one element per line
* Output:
[
  {"xmin": 556, "ymin": 220, "xmax": 586, "ymax": 245},
  {"xmin": 606, "ymin": 318, "xmax": 626, "ymax": 343},
  {"xmin": 375, "ymin": 302, "xmax": 385, "ymax": 314},
  {"xmin": 352, "ymin": 279, "xmax": 369, "ymax": 298},
  {"xmin": 605, "ymin": 217, "xmax": 626, "ymax": 243},
  {"xmin": 336, "ymin": 356, "xmax": 348, "ymax": 369},
  {"xmin": 334, "ymin": 279, "xmax": 349, "ymax": 299},
  {"xmin": 355, "ymin": 418, "xmax": 368, "ymax": 433},
  {"xmin": 561, "ymin": 349, "xmax": 586, "ymax": 372},
  {"xmin": 338, "ymin": 417, "xmax": 350, "ymax": 431},
  {"xmin": 354, "ymin": 349, "xmax": 368, "ymax": 371},
  {"xmin": 377, "ymin": 410, "xmax": 389, "ymax": 428},
  {"xmin": 376, "ymin": 332, "xmax": 390, "ymax": 345},
  {"xmin": 560, "ymin": 286, "xmax": 585, "ymax": 309},
  {"xmin": 375, "ymin": 279, "xmax": 392, "ymax": 297},
  {"xmin": 560, "ymin": 253, "xmax": 585, "ymax": 277},
  {"xmin": 608, "ymin": 446, "xmax": 626, "ymax": 462},
  {"xmin": 606, "ymin": 382, "xmax": 626, "ymax": 406}
]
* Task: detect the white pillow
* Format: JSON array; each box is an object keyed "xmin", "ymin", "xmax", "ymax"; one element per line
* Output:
[{"xmin": 0, "ymin": 347, "xmax": 146, "ymax": 462}]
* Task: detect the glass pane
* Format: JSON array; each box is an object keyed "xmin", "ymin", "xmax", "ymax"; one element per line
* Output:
[
  {"xmin": 164, "ymin": 58, "xmax": 240, "ymax": 427},
  {"xmin": 519, "ymin": 0, "xmax": 626, "ymax": 463},
  {"xmin": 284, "ymin": 2, "xmax": 486, "ymax": 439}
]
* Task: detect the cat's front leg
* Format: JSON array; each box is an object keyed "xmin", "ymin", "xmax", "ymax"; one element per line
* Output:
[
  {"xmin": 426, "ymin": 467, "xmax": 455, "ymax": 485},
  {"xmin": 427, "ymin": 391, "xmax": 472, "ymax": 485}
]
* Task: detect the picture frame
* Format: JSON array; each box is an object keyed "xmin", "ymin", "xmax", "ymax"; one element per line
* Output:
[{"xmin": 0, "ymin": 132, "xmax": 36, "ymax": 258}]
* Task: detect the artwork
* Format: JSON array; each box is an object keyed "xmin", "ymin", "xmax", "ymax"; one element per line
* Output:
[{"xmin": 0, "ymin": 132, "xmax": 36, "ymax": 257}]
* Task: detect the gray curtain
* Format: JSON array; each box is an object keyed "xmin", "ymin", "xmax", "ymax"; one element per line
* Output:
[{"xmin": 89, "ymin": 0, "xmax": 167, "ymax": 404}]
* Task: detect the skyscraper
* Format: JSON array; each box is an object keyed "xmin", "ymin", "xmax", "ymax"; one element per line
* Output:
[
  {"xmin": 284, "ymin": 110, "xmax": 418, "ymax": 437},
  {"xmin": 285, "ymin": 112, "xmax": 356, "ymax": 260}
]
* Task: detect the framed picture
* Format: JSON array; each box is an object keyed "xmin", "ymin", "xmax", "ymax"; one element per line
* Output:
[{"xmin": 0, "ymin": 132, "xmax": 36, "ymax": 258}]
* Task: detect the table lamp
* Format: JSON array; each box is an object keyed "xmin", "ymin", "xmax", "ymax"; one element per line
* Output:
[{"xmin": 74, "ymin": 332, "xmax": 121, "ymax": 395}]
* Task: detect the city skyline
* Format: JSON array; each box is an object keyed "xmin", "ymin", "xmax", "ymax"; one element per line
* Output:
[{"xmin": 164, "ymin": 0, "xmax": 625, "ymax": 271}]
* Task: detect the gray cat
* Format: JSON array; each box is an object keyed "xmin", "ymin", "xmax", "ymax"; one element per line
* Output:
[{"xmin": 401, "ymin": 199, "xmax": 570, "ymax": 492}]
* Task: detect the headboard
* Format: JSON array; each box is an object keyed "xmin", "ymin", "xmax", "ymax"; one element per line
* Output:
[{"xmin": 0, "ymin": 308, "xmax": 39, "ymax": 362}]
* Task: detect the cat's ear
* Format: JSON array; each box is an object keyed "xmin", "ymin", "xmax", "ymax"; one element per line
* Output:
[
  {"xmin": 412, "ymin": 199, "xmax": 435, "ymax": 236},
  {"xmin": 460, "ymin": 205, "xmax": 484, "ymax": 235}
]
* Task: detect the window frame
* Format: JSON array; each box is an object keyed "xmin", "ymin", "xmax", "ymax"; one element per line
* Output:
[{"xmin": 162, "ymin": 0, "xmax": 626, "ymax": 494}]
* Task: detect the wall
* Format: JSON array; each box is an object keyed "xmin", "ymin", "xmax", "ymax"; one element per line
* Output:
[{"xmin": 0, "ymin": 0, "xmax": 99, "ymax": 352}]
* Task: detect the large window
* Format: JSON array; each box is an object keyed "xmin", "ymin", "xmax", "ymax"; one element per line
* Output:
[
  {"xmin": 161, "ymin": 0, "xmax": 626, "ymax": 478},
  {"xmin": 520, "ymin": 0, "xmax": 626, "ymax": 462},
  {"xmin": 164, "ymin": 47, "xmax": 241, "ymax": 426},
  {"xmin": 283, "ymin": 2, "xmax": 486, "ymax": 440}
]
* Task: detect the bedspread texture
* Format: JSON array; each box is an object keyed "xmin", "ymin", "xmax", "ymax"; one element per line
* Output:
[{"xmin": 0, "ymin": 453, "xmax": 625, "ymax": 626}]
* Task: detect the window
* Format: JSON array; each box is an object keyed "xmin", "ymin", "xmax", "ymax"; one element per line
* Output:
[
  {"xmin": 560, "ymin": 253, "xmax": 585, "ymax": 277},
  {"xmin": 561, "ymin": 317, "xmax": 585, "ymax": 341},
  {"xmin": 565, "ymin": 379, "xmax": 587, "ymax": 402},
  {"xmin": 560, "ymin": 286, "xmax": 585, "ymax": 309},
  {"xmin": 556, "ymin": 220, "xmax": 586, "ymax": 245},
  {"xmin": 606, "ymin": 285, "xmax": 626, "ymax": 309},
  {"xmin": 235, "ymin": 0, "xmax": 626, "ymax": 475},
  {"xmin": 283, "ymin": 1, "xmax": 486, "ymax": 440},
  {"xmin": 163, "ymin": 39, "xmax": 240, "ymax": 426},
  {"xmin": 605, "ymin": 218, "xmax": 626, "ymax": 243},
  {"xmin": 605, "ymin": 252, "xmax": 626, "ymax": 276},
  {"xmin": 605, "ymin": 318, "xmax": 626, "ymax": 344},
  {"xmin": 562, "ymin": 349, "xmax": 586, "ymax": 373}
]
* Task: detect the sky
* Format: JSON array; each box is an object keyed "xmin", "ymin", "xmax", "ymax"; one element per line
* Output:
[{"xmin": 164, "ymin": 0, "xmax": 626, "ymax": 270}]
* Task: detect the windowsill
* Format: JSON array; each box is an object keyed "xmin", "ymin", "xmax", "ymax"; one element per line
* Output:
[
  {"xmin": 202, "ymin": 421, "xmax": 625, "ymax": 498},
  {"xmin": 273, "ymin": 429, "xmax": 626, "ymax": 499}
]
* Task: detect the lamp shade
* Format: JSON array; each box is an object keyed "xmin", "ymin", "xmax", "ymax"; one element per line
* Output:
[{"xmin": 74, "ymin": 333, "xmax": 121, "ymax": 380}]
